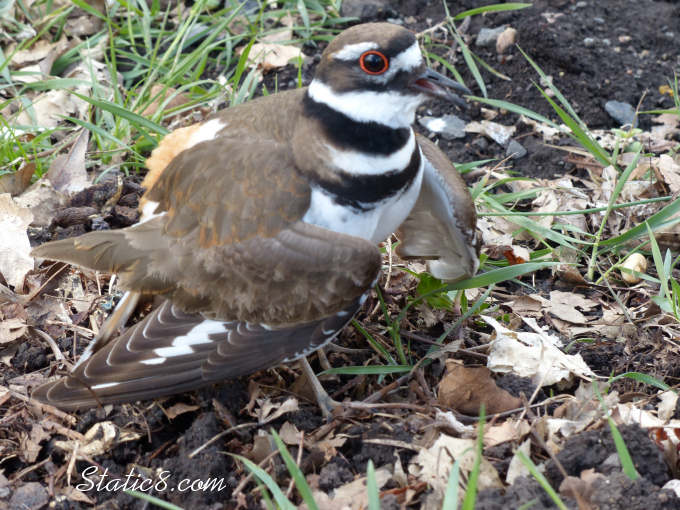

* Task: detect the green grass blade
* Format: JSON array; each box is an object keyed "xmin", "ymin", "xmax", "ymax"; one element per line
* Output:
[
  {"xmin": 515, "ymin": 451, "xmax": 568, "ymax": 510},
  {"xmin": 124, "ymin": 490, "xmax": 184, "ymax": 510},
  {"xmin": 366, "ymin": 460, "xmax": 380, "ymax": 510},
  {"xmin": 608, "ymin": 372, "xmax": 672, "ymax": 392},
  {"xmin": 607, "ymin": 417, "xmax": 639, "ymax": 480},
  {"xmin": 454, "ymin": 3, "xmax": 532, "ymax": 20},
  {"xmin": 442, "ymin": 457, "xmax": 463, "ymax": 510},
  {"xmin": 321, "ymin": 365, "xmax": 412, "ymax": 376},
  {"xmin": 232, "ymin": 454, "xmax": 296, "ymax": 510},
  {"xmin": 461, "ymin": 406, "xmax": 485, "ymax": 510},
  {"xmin": 599, "ymin": 197, "xmax": 680, "ymax": 248},
  {"xmin": 646, "ymin": 223, "xmax": 670, "ymax": 299},
  {"xmin": 271, "ymin": 430, "xmax": 319, "ymax": 510},
  {"xmin": 516, "ymin": 46, "xmax": 580, "ymax": 122},
  {"xmin": 446, "ymin": 261, "xmax": 563, "ymax": 290},
  {"xmin": 70, "ymin": 0, "xmax": 108, "ymax": 20},
  {"xmin": 470, "ymin": 96, "xmax": 558, "ymax": 128},
  {"xmin": 592, "ymin": 382, "xmax": 639, "ymax": 481},
  {"xmin": 537, "ymin": 87, "xmax": 611, "ymax": 166},
  {"xmin": 352, "ymin": 319, "xmax": 397, "ymax": 365},
  {"xmin": 69, "ymin": 91, "xmax": 169, "ymax": 136}
]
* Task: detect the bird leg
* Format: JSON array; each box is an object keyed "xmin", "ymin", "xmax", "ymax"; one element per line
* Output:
[
  {"xmin": 74, "ymin": 290, "xmax": 140, "ymax": 369},
  {"xmin": 316, "ymin": 347, "xmax": 332, "ymax": 371},
  {"xmin": 300, "ymin": 356, "xmax": 341, "ymax": 420}
]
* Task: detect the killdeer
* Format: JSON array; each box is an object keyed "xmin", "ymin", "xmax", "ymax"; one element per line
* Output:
[{"xmin": 31, "ymin": 22, "xmax": 479, "ymax": 415}]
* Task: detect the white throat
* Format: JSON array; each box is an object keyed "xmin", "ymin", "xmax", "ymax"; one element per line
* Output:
[{"xmin": 307, "ymin": 79, "xmax": 423, "ymax": 129}]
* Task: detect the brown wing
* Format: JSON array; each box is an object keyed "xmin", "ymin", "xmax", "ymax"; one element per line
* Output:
[
  {"xmin": 396, "ymin": 135, "xmax": 480, "ymax": 281},
  {"xmin": 32, "ymin": 138, "xmax": 380, "ymax": 324},
  {"xmin": 32, "ymin": 296, "xmax": 365, "ymax": 411}
]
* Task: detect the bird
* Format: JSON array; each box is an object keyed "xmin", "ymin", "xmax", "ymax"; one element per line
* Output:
[{"xmin": 31, "ymin": 22, "xmax": 479, "ymax": 416}]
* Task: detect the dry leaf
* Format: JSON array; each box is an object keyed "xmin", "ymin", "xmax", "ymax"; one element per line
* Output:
[
  {"xmin": 0, "ymin": 318, "xmax": 27, "ymax": 344},
  {"xmin": 305, "ymin": 466, "xmax": 392, "ymax": 510},
  {"xmin": 245, "ymin": 42, "xmax": 304, "ymax": 72},
  {"xmin": 658, "ymin": 391, "xmax": 679, "ymax": 422},
  {"xmin": 15, "ymin": 177, "xmax": 67, "ymax": 226},
  {"xmin": 16, "ymin": 89, "xmax": 89, "ymax": 128},
  {"xmin": 506, "ymin": 438, "xmax": 531, "ymax": 484},
  {"xmin": 484, "ymin": 419, "xmax": 531, "ymax": 448},
  {"xmin": 657, "ymin": 154, "xmax": 680, "ymax": 194},
  {"xmin": 278, "ymin": 421, "xmax": 301, "ymax": 445},
  {"xmin": 409, "ymin": 434, "xmax": 503, "ymax": 501},
  {"xmin": 485, "ymin": 315, "xmax": 596, "ymax": 386},
  {"xmin": 20, "ymin": 423, "xmax": 50, "ymax": 463},
  {"xmin": 256, "ymin": 396, "xmax": 299, "ymax": 424},
  {"xmin": 0, "ymin": 162, "xmax": 35, "ymax": 196},
  {"xmin": 0, "ymin": 193, "xmax": 34, "ymax": 289},
  {"xmin": 437, "ymin": 362, "xmax": 522, "ymax": 415},
  {"xmin": 59, "ymin": 486, "xmax": 95, "ymax": 504},
  {"xmin": 465, "ymin": 120, "xmax": 516, "ymax": 145},
  {"xmin": 433, "ymin": 410, "xmax": 476, "ymax": 436},
  {"xmin": 54, "ymin": 421, "xmax": 141, "ymax": 457},
  {"xmin": 141, "ymin": 84, "xmax": 192, "ymax": 119},
  {"xmin": 164, "ymin": 402, "xmax": 200, "ymax": 419},
  {"xmin": 47, "ymin": 129, "xmax": 90, "ymax": 193}
]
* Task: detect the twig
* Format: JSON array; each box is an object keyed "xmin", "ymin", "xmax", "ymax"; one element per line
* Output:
[
  {"xmin": 5, "ymin": 387, "xmax": 76, "ymax": 425},
  {"xmin": 233, "ymin": 450, "xmax": 279, "ymax": 496},
  {"xmin": 285, "ymin": 431, "xmax": 305, "ymax": 499},
  {"xmin": 31, "ymin": 327, "xmax": 70, "ymax": 367},
  {"xmin": 9, "ymin": 457, "xmax": 51, "ymax": 483},
  {"xmin": 188, "ymin": 422, "xmax": 258, "ymax": 458}
]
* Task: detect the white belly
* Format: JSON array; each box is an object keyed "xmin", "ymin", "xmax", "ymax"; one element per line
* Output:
[{"xmin": 302, "ymin": 157, "xmax": 424, "ymax": 243}]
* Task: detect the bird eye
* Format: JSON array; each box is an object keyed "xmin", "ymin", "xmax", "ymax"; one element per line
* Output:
[{"xmin": 359, "ymin": 51, "xmax": 389, "ymax": 75}]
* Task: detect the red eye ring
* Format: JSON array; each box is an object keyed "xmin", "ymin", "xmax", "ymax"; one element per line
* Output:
[{"xmin": 359, "ymin": 50, "xmax": 389, "ymax": 75}]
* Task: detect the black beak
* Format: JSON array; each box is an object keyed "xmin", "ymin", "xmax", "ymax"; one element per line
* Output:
[{"xmin": 410, "ymin": 67, "xmax": 471, "ymax": 108}]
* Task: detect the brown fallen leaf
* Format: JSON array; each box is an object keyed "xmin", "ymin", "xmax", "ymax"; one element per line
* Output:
[
  {"xmin": 164, "ymin": 401, "xmax": 200, "ymax": 419},
  {"xmin": 20, "ymin": 423, "xmax": 51, "ymax": 463},
  {"xmin": 141, "ymin": 84, "xmax": 192, "ymax": 119},
  {"xmin": 47, "ymin": 129, "xmax": 90, "ymax": 193},
  {"xmin": 0, "ymin": 162, "xmax": 35, "ymax": 196},
  {"xmin": 559, "ymin": 468, "xmax": 604, "ymax": 505},
  {"xmin": 243, "ymin": 42, "xmax": 304, "ymax": 72},
  {"xmin": 437, "ymin": 361, "xmax": 522, "ymax": 415}
]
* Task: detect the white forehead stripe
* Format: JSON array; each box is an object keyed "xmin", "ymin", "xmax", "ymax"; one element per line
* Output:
[
  {"xmin": 390, "ymin": 42, "xmax": 422, "ymax": 73},
  {"xmin": 333, "ymin": 42, "xmax": 378, "ymax": 61}
]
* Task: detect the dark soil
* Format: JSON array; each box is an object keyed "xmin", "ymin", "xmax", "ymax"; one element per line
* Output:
[{"xmin": 3, "ymin": 1, "xmax": 680, "ymax": 509}]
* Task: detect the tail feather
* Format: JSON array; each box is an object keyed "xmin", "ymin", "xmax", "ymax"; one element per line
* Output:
[
  {"xmin": 32, "ymin": 230, "xmax": 138, "ymax": 274},
  {"xmin": 31, "ymin": 220, "xmax": 173, "ymax": 294}
]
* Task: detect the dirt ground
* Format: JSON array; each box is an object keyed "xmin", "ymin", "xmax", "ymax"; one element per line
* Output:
[{"xmin": 2, "ymin": 0, "xmax": 680, "ymax": 509}]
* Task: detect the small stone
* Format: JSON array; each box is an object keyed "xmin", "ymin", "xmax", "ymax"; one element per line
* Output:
[
  {"xmin": 496, "ymin": 27, "xmax": 517, "ymax": 54},
  {"xmin": 583, "ymin": 37, "xmax": 596, "ymax": 47},
  {"xmin": 9, "ymin": 483, "xmax": 48, "ymax": 510},
  {"xmin": 340, "ymin": 0, "xmax": 393, "ymax": 20},
  {"xmin": 471, "ymin": 137, "xmax": 488, "ymax": 152},
  {"xmin": 575, "ymin": 1, "xmax": 587, "ymax": 7},
  {"xmin": 506, "ymin": 140, "xmax": 527, "ymax": 159},
  {"xmin": 476, "ymin": 26, "xmax": 507, "ymax": 47},
  {"xmin": 593, "ymin": 17, "xmax": 605, "ymax": 24},
  {"xmin": 604, "ymin": 100, "xmax": 637, "ymax": 127},
  {"xmin": 418, "ymin": 114, "xmax": 466, "ymax": 139},
  {"xmin": 90, "ymin": 216, "xmax": 110, "ymax": 231}
]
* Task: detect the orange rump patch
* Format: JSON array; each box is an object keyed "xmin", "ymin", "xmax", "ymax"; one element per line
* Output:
[{"xmin": 143, "ymin": 123, "xmax": 206, "ymax": 191}]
